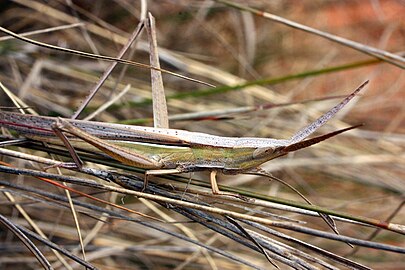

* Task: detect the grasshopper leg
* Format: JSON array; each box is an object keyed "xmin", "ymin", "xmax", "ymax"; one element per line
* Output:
[
  {"xmin": 210, "ymin": 171, "xmax": 220, "ymax": 194},
  {"xmin": 55, "ymin": 118, "xmax": 162, "ymax": 168},
  {"xmin": 144, "ymin": 169, "xmax": 183, "ymax": 191},
  {"xmin": 42, "ymin": 120, "xmax": 84, "ymax": 171},
  {"xmin": 145, "ymin": 170, "xmax": 242, "ymax": 199},
  {"xmin": 51, "ymin": 122, "xmax": 84, "ymax": 169},
  {"xmin": 210, "ymin": 171, "xmax": 243, "ymax": 199}
]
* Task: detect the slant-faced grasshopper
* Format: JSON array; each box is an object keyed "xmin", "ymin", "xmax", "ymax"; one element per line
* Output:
[{"xmin": 0, "ymin": 81, "xmax": 367, "ymax": 195}]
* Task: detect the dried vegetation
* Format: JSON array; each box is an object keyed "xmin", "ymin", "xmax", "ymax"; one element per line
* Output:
[{"xmin": 0, "ymin": 1, "xmax": 404, "ymax": 269}]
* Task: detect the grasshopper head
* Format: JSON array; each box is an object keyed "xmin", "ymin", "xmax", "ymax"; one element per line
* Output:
[
  {"xmin": 252, "ymin": 146, "xmax": 286, "ymax": 161},
  {"xmin": 251, "ymin": 124, "xmax": 362, "ymax": 166}
]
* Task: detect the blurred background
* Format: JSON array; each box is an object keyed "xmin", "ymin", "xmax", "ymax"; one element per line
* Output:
[{"xmin": 0, "ymin": 1, "xmax": 404, "ymax": 269}]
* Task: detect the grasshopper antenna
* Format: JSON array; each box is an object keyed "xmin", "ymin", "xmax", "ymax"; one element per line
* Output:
[
  {"xmin": 290, "ymin": 81, "xmax": 368, "ymax": 144},
  {"xmin": 283, "ymin": 124, "xmax": 363, "ymax": 153}
]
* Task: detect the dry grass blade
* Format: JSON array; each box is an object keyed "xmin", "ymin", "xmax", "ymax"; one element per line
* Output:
[
  {"xmin": 11, "ymin": 222, "xmax": 97, "ymax": 270},
  {"xmin": 0, "ymin": 81, "xmax": 88, "ymax": 265},
  {"xmin": 1, "ymin": 1, "xmax": 404, "ymax": 269},
  {"xmin": 217, "ymin": 0, "xmax": 405, "ymax": 69},
  {"xmin": 241, "ymin": 221, "xmax": 372, "ymax": 270},
  {"xmin": 0, "ymin": 26, "xmax": 214, "ymax": 87},
  {"xmin": 0, "ymin": 23, "xmax": 84, "ymax": 42},
  {"xmin": 0, "ymin": 173, "xmax": 265, "ymax": 269},
  {"xmin": 225, "ymin": 216, "xmax": 278, "ymax": 268},
  {"xmin": 146, "ymin": 13, "xmax": 169, "ymax": 129},
  {"xmin": 71, "ymin": 21, "xmax": 145, "ymax": 119},
  {"xmin": 2, "ymin": 187, "xmax": 72, "ymax": 269},
  {"xmin": 83, "ymin": 84, "xmax": 132, "ymax": 121},
  {"xmin": 0, "ymin": 214, "xmax": 52, "ymax": 270},
  {"xmin": 250, "ymin": 170, "xmax": 342, "ymax": 238}
]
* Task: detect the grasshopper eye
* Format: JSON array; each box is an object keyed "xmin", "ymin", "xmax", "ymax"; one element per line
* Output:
[{"xmin": 252, "ymin": 147, "xmax": 275, "ymax": 159}]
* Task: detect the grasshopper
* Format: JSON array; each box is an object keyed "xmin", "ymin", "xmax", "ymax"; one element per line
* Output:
[{"xmin": 0, "ymin": 81, "xmax": 367, "ymax": 195}]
